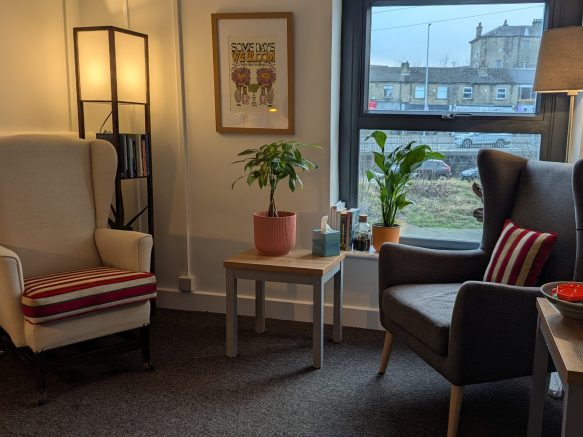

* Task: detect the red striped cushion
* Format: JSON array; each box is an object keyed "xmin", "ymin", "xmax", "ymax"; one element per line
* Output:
[
  {"xmin": 22, "ymin": 267, "xmax": 157, "ymax": 324},
  {"xmin": 483, "ymin": 219, "xmax": 557, "ymax": 286}
]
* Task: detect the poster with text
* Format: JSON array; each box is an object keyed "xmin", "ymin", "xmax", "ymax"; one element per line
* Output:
[{"xmin": 228, "ymin": 36, "xmax": 279, "ymax": 113}]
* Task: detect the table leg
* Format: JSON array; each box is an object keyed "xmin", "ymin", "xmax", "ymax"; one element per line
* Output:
[
  {"xmin": 313, "ymin": 278, "xmax": 324, "ymax": 369},
  {"xmin": 333, "ymin": 262, "xmax": 344, "ymax": 343},
  {"xmin": 255, "ymin": 280, "xmax": 266, "ymax": 334},
  {"xmin": 562, "ymin": 383, "xmax": 583, "ymax": 437},
  {"xmin": 527, "ymin": 317, "xmax": 548, "ymax": 437},
  {"xmin": 226, "ymin": 269, "xmax": 237, "ymax": 357}
]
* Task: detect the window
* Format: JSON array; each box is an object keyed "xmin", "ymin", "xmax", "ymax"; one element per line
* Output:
[
  {"xmin": 521, "ymin": 40, "xmax": 530, "ymax": 49},
  {"xmin": 384, "ymin": 85, "xmax": 394, "ymax": 99},
  {"xmin": 340, "ymin": 0, "xmax": 576, "ymax": 246},
  {"xmin": 495, "ymin": 59, "xmax": 503, "ymax": 67},
  {"xmin": 358, "ymin": 130, "xmax": 540, "ymax": 242},
  {"xmin": 437, "ymin": 86, "xmax": 448, "ymax": 99},
  {"xmin": 520, "ymin": 85, "xmax": 534, "ymax": 100}
]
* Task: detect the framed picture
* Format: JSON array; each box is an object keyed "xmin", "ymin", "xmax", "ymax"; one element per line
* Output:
[{"xmin": 211, "ymin": 12, "xmax": 294, "ymax": 134}]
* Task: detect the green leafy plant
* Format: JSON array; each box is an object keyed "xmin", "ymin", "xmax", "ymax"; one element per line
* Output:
[
  {"xmin": 232, "ymin": 140, "xmax": 319, "ymax": 217},
  {"xmin": 366, "ymin": 130, "xmax": 444, "ymax": 227}
]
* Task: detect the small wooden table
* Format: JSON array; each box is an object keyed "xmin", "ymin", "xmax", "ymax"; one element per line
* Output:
[
  {"xmin": 527, "ymin": 298, "xmax": 583, "ymax": 436},
  {"xmin": 223, "ymin": 249, "xmax": 345, "ymax": 369}
]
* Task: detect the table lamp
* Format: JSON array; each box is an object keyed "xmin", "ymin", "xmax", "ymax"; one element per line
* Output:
[{"xmin": 533, "ymin": 26, "xmax": 583, "ymax": 162}]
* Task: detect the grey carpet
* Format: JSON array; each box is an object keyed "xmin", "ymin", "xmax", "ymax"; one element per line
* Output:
[{"xmin": 0, "ymin": 309, "xmax": 563, "ymax": 436}]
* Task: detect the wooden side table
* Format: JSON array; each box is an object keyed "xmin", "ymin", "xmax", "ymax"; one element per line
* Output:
[
  {"xmin": 527, "ymin": 298, "xmax": 583, "ymax": 437},
  {"xmin": 223, "ymin": 249, "xmax": 345, "ymax": 369}
]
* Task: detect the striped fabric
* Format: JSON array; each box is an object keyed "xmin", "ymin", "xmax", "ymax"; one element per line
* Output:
[
  {"xmin": 483, "ymin": 219, "xmax": 557, "ymax": 286},
  {"xmin": 22, "ymin": 267, "xmax": 157, "ymax": 325}
]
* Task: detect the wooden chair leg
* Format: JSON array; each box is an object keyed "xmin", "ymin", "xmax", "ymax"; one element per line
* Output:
[
  {"xmin": 140, "ymin": 325, "xmax": 154, "ymax": 371},
  {"xmin": 35, "ymin": 351, "xmax": 47, "ymax": 405},
  {"xmin": 447, "ymin": 384, "xmax": 464, "ymax": 437},
  {"xmin": 379, "ymin": 331, "xmax": 394, "ymax": 374}
]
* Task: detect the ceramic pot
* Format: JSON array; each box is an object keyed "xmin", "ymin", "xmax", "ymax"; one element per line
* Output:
[
  {"xmin": 372, "ymin": 224, "xmax": 400, "ymax": 252},
  {"xmin": 253, "ymin": 211, "xmax": 296, "ymax": 256}
]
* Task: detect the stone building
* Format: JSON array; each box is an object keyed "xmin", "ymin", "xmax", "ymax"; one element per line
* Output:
[
  {"xmin": 369, "ymin": 63, "xmax": 535, "ymax": 113},
  {"xmin": 368, "ymin": 20, "xmax": 542, "ymax": 113},
  {"xmin": 470, "ymin": 19, "xmax": 543, "ymax": 68}
]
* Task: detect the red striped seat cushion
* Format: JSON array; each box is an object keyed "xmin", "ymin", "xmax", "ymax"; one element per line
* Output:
[
  {"xmin": 22, "ymin": 267, "xmax": 157, "ymax": 324},
  {"xmin": 483, "ymin": 219, "xmax": 557, "ymax": 286}
]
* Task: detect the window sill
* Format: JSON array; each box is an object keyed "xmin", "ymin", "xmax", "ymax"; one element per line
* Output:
[{"xmin": 343, "ymin": 236, "xmax": 480, "ymax": 260}]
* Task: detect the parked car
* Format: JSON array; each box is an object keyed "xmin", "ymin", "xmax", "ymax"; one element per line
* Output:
[
  {"xmin": 454, "ymin": 132, "xmax": 512, "ymax": 148},
  {"xmin": 413, "ymin": 159, "xmax": 452, "ymax": 179},
  {"xmin": 460, "ymin": 167, "xmax": 479, "ymax": 181}
]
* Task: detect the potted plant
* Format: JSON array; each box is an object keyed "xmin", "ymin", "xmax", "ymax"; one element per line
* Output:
[
  {"xmin": 365, "ymin": 130, "xmax": 444, "ymax": 251},
  {"xmin": 232, "ymin": 140, "xmax": 319, "ymax": 255}
]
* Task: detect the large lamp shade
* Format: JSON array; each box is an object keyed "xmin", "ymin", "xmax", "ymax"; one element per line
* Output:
[
  {"xmin": 533, "ymin": 26, "xmax": 583, "ymax": 94},
  {"xmin": 74, "ymin": 27, "xmax": 148, "ymax": 104}
]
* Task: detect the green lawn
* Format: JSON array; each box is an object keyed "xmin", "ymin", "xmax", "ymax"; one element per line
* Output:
[{"xmin": 359, "ymin": 178, "xmax": 483, "ymax": 229}]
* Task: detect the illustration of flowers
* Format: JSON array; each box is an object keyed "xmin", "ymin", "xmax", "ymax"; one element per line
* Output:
[
  {"xmin": 231, "ymin": 67, "xmax": 251, "ymax": 105},
  {"xmin": 256, "ymin": 67, "xmax": 277, "ymax": 106}
]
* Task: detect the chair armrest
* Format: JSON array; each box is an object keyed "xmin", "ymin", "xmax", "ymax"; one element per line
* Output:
[
  {"xmin": 379, "ymin": 243, "xmax": 489, "ymax": 291},
  {"xmin": 95, "ymin": 228, "xmax": 153, "ymax": 272},
  {"xmin": 0, "ymin": 244, "xmax": 26, "ymax": 347},
  {"xmin": 448, "ymin": 280, "xmax": 541, "ymax": 384}
]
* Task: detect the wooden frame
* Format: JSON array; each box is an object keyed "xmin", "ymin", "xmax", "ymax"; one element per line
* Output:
[{"xmin": 211, "ymin": 12, "xmax": 294, "ymax": 134}]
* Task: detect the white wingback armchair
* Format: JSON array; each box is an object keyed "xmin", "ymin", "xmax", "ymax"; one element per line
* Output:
[{"xmin": 0, "ymin": 134, "xmax": 156, "ymax": 403}]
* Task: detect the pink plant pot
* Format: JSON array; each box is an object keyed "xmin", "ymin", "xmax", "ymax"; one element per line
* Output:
[{"xmin": 253, "ymin": 211, "xmax": 296, "ymax": 256}]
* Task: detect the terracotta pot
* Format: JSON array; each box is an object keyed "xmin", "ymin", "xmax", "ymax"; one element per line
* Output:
[
  {"xmin": 372, "ymin": 224, "xmax": 400, "ymax": 252},
  {"xmin": 253, "ymin": 211, "xmax": 296, "ymax": 256}
]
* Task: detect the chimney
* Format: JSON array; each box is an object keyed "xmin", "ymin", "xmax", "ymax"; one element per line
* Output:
[
  {"xmin": 400, "ymin": 61, "xmax": 410, "ymax": 76},
  {"xmin": 532, "ymin": 19, "xmax": 543, "ymax": 36},
  {"xmin": 503, "ymin": 19, "xmax": 508, "ymax": 26},
  {"xmin": 475, "ymin": 22, "xmax": 483, "ymax": 39}
]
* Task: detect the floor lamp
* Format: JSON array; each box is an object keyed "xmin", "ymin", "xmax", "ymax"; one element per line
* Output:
[{"xmin": 533, "ymin": 26, "xmax": 583, "ymax": 163}]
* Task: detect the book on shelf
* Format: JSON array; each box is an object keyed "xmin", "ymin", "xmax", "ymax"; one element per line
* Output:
[
  {"xmin": 96, "ymin": 133, "xmax": 150, "ymax": 179},
  {"xmin": 344, "ymin": 207, "xmax": 359, "ymax": 250},
  {"xmin": 339, "ymin": 210, "xmax": 348, "ymax": 251},
  {"xmin": 329, "ymin": 200, "xmax": 345, "ymax": 231}
]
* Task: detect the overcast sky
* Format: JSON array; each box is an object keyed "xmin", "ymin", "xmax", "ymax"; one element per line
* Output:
[{"xmin": 370, "ymin": 3, "xmax": 545, "ymax": 67}]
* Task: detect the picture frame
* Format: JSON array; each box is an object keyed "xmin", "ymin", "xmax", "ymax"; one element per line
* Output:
[{"xmin": 211, "ymin": 12, "xmax": 294, "ymax": 134}]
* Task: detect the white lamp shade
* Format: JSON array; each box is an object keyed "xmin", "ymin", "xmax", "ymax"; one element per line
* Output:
[
  {"xmin": 533, "ymin": 26, "xmax": 583, "ymax": 93},
  {"xmin": 77, "ymin": 30, "xmax": 112, "ymax": 101},
  {"xmin": 115, "ymin": 32, "xmax": 147, "ymax": 103},
  {"xmin": 75, "ymin": 28, "xmax": 148, "ymax": 103}
]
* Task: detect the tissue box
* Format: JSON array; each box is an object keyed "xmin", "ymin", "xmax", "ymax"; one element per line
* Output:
[{"xmin": 312, "ymin": 229, "xmax": 341, "ymax": 257}]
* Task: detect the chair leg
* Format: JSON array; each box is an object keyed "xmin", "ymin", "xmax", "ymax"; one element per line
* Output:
[
  {"xmin": 447, "ymin": 384, "xmax": 464, "ymax": 437},
  {"xmin": 378, "ymin": 331, "xmax": 394, "ymax": 374},
  {"xmin": 140, "ymin": 325, "xmax": 154, "ymax": 371},
  {"xmin": 35, "ymin": 352, "xmax": 47, "ymax": 405}
]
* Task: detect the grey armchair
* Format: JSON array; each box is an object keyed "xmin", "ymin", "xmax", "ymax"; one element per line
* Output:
[{"xmin": 377, "ymin": 149, "xmax": 581, "ymax": 436}]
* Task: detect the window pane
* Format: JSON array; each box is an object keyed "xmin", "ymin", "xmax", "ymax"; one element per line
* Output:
[
  {"xmin": 358, "ymin": 129, "xmax": 541, "ymax": 242},
  {"xmin": 368, "ymin": 3, "xmax": 545, "ymax": 114}
]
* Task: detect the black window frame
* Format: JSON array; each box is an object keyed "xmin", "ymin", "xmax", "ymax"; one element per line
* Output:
[{"xmin": 339, "ymin": 0, "xmax": 582, "ymax": 215}]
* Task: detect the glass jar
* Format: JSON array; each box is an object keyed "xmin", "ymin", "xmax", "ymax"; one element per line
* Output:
[{"xmin": 353, "ymin": 214, "xmax": 371, "ymax": 252}]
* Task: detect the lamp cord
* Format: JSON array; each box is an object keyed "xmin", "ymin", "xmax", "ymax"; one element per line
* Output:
[{"xmin": 99, "ymin": 111, "xmax": 113, "ymax": 134}]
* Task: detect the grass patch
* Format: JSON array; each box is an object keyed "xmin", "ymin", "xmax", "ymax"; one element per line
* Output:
[{"xmin": 359, "ymin": 178, "xmax": 482, "ymax": 229}]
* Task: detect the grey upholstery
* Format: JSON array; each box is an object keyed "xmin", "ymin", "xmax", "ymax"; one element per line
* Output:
[{"xmin": 379, "ymin": 149, "xmax": 580, "ymax": 386}]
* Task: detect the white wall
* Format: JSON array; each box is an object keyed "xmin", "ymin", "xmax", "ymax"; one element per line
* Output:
[{"xmin": 0, "ymin": 0, "xmax": 71, "ymax": 132}]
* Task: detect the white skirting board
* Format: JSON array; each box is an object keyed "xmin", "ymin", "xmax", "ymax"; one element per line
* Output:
[{"xmin": 156, "ymin": 288, "xmax": 384, "ymax": 331}]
